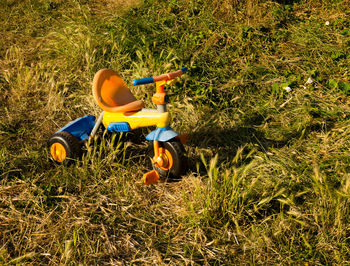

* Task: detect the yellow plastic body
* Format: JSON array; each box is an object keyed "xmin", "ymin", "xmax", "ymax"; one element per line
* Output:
[{"xmin": 102, "ymin": 111, "xmax": 170, "ymax": 129}]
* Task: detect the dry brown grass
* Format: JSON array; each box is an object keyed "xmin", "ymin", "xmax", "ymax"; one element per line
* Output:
[
  {"xmin": 1, "ymin": 0, "xmax": 349, "ymax": 264},
  {"xmin": 89, "ymin": 0, "xmax": 143, "ymax": 16}
]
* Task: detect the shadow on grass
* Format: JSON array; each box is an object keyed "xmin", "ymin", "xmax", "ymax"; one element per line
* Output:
[
  {"xmin": 186, "ymin": 114, "xmax": 281, "ymax": 172},
  {"xmin": 186, "ymin": 113, "xmax": 337, "ymax": 176}
]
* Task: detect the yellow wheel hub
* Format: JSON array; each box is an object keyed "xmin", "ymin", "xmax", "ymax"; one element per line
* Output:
[{"xmin": 50, "ymin": 143, "xmax": 67, "ymax": 162}]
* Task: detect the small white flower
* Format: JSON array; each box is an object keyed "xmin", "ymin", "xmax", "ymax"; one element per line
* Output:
[
  {"xmin": 284, "ymin": 86, "xmax": 292, "ymax": 93},
  {"xmin": 306, "ymin": 77, "xmax": 313, "ymax": 84},
  {"xmin": 325, "ymin": 21, "xmax": 330, "ymax": 26}
]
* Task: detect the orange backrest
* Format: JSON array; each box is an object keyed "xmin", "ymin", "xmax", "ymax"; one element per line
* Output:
[{"xmin": 93, "ymin": 69, "xmax": 144, "ymax": 113}]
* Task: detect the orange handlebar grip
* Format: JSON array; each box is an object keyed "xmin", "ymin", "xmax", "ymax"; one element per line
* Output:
[{"xmin": 154, "ymin": 67, "xmax": 188, "ymax": 82}]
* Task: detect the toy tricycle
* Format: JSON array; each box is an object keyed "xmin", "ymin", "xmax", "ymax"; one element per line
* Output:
[{"xmin": 48, "ymin": 67, "xmax": 188, "ymax": 184}]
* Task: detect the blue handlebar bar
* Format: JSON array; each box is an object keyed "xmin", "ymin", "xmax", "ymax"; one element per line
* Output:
[
  {"xmin": 133, "ymin": 77, "xmax": 154, "ymax": 86},
  {"xmin": 180, "ymin": 67, "xmax": 188, "ymax": 73},
  {"xmin": 133, "ymin": 67, "xmax": 188, "ymax": 86}
]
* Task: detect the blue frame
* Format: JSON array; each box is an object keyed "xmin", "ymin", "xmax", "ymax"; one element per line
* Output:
[{"xmin": 57, "ymin": 115, "xmax": 96, "ymax": 141}]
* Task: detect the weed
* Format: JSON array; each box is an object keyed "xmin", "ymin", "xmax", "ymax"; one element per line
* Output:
[{"xmin": 0, "ymin": 0, "xmax": 349, "ymax": 264}]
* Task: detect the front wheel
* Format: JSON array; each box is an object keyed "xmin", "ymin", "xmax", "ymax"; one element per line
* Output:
[{"xmin": 152, "ymin": 139, "xmax": 187, "ymax": 179}]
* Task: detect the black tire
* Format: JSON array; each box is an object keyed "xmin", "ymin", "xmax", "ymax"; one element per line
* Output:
[
  {"xmin": 151, "ymin": 139, "xmax": 187, "ymax": 179},
  {"xmin": 48, "ymin": 131, "xmax": 81, "ymax": 164}
]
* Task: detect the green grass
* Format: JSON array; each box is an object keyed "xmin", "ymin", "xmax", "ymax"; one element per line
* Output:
[{"xmin": 0, "ymin": 0, "xmax": 349, "ymax": 264}]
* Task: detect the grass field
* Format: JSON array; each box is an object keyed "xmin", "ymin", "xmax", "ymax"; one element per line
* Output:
[{"xmin": 0, "ymin": 0, "xmax": 349, "ymax": 264}]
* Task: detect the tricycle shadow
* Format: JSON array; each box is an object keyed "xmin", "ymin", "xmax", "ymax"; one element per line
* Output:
[
  {"xmin": 186, "ymin": 111, "xmax": 337, "ymax": 176},
  {"xmin": 185, "ymin": 114, "xmax": 286, "ymax": 176}
]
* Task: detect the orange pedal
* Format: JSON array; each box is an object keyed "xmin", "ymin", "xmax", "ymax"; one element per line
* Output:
[{"xmin": 143, "ymin": 170, "xmax": 160, "ymax": 185}]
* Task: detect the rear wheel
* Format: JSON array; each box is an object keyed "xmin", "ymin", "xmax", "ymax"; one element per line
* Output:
[
  {"xmin": 152, "ymin": 139, "xmax": 187, "ymax": 179},
  {"xmin": 48, "ymin": 131, "xmax": 81, "ymax": 164}
]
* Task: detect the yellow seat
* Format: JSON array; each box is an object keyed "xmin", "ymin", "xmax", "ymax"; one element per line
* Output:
[{"xmin": 92, "ymin": 69, "xmax": 144, "ymax": 113}]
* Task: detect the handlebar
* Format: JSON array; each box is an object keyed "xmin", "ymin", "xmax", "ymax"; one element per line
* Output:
[{"xmin": 133, "ymin": 67, "xmax": 188, "ymax": 86}]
